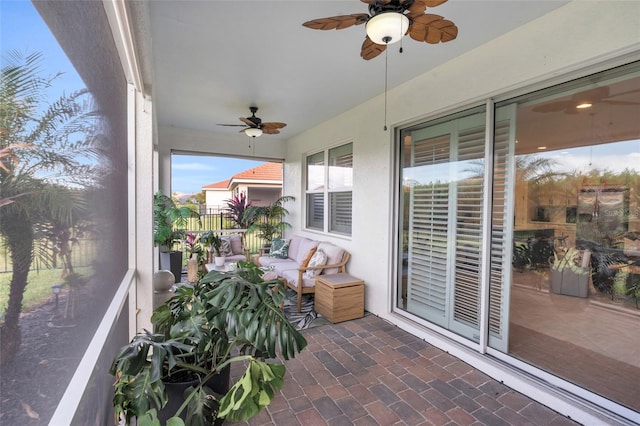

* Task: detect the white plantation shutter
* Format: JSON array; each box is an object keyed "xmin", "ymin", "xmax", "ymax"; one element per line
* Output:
[
  {"xmin": 451, "ymin": 125, "xmax": 485, "ymax": 334},
  {"xmin": 405, "ymin": 112, "xmax": 486, "ymax": 341},
  {"xmin": 330, "ymin": 192, "xmax": 352, "ymax": 234},
  {"xmin": 307, "ymin": 193, "xmax": 324, "ymax": 230},
  {"xmin": 407, "ymin": 134, "xmax": 451, "ymax": 325},
  {"xmin": 488, "ymin": 112, "xmax": 516, "ymax": 351}
]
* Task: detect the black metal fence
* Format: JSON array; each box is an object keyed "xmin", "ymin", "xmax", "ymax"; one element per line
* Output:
[
  {"xmin": 0, "ymin": 237, "xmax": 99, "ymax": 274},
  {"xmin": 0, "ymin": 209, "xmax": 268, "ymax": 274}
]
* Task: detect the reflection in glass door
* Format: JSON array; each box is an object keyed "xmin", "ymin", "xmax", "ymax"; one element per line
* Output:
[{"xmin": 492, "ymin": 64, "xmax": 640, "ymax": 412}]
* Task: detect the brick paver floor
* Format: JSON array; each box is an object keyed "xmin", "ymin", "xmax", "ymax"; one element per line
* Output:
[{"xmin": 228, "ymin": 313, "xmax": 580, "ymax": 426}]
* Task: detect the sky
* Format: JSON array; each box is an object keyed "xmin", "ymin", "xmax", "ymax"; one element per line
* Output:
[
  {"xmin": 172, "ymin": 155, "xmax": 267, "ymax": 195},
  {"xmin": 1, "ymin": 0, "xmax": 267, "ymax": 195},
  {"xmin": 1, "ymin": 0, "xmax": 84, "ymax": 101}
]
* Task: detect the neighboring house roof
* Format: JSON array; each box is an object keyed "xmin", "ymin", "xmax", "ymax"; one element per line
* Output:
[
  {"xmin": 202, "ymin": 162, "xmax": 282, "ymax": 191},
  {"xmin": 202, "ymin": 179, "xmax": 231, "ymax": 191},
  {"xmin": 232, "ymin": 162, "xmax": 282, "ymax": 183}
]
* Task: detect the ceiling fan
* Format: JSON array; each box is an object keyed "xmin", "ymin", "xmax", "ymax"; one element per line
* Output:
[
  {"xmin": 532, "ymin": 87, "xmax": 640, "ymax": 115},
  {"xmin": 217, "ymin": 106, "xmax": 286, "ymax": 137},
  {"xmin": 302, "ymin": 0, "xmax": 458, "ymax": 60}
]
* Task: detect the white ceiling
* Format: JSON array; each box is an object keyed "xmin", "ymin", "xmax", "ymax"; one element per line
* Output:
[{"xmin": 132, "ymin": 1, "xmax": 572, "ymax": 140}]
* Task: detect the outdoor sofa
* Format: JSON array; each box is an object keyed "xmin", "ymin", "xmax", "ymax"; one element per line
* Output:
[{"xmin": 254, "ymin": 235, "xmax": 350, "ymax": 312}]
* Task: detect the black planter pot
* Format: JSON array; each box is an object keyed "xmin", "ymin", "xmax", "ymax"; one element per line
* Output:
[
  {"xmin": 158, "ymin": 364, "xmax": 231, "ymax": 425},
  {"xmin": 160, "ymin": 250, "xmax": 183, "ymax": 283}
]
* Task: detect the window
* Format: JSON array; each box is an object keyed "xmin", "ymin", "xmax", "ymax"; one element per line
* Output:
[{"xmin": 306, "ymin": 143, "xmax": 353, "ymax": 235}]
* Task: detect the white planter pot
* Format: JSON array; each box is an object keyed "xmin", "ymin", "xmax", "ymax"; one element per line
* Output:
[{"xmin": 214, "ymin": 256, "xmax": 226, "ymax": 267}]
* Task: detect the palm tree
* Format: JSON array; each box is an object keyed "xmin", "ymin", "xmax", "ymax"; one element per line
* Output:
[
  {"xmin": 243, "ymin": 196, "xmax": 295, "ymax": 246},
  {"xmin": 0, "ymin": 51, "xmax": 99, "ymax": 364}
]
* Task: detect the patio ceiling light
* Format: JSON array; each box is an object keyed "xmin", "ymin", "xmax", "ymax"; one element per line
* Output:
[
  {"xmin": 366, "ymin": 12, "xmax": 409, "ymax": 45},
  {"xmin": 244, "ymin": 127, "xmax": 263, "ymax": 138}
]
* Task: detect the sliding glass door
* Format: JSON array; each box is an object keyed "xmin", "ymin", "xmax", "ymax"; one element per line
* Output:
[
  {"xmin": 396, "ymin": 61, "xmax": 640, "ymax": 414},
  {"xmin": 398, "ymin": 109, "xmax": 486, "ymax": 342}
]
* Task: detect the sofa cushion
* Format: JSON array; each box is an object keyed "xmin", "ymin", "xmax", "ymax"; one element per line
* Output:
[
  {"xmin": 303, "ymin": 249, "xmax": 327, "ymax": 279},
  {"xmin": 269, "ymin": 238, "xmax": 289, "ymax": 259},
  {"xmin": 281, "ymin": 269, "xmax": 316, "ymax": 289},
  {"xmin": 317, "ymin": 242, "xmax": 345, "ymax": 275},
  {"xmin": 295, "ymin": 238, "xmax": 320, "ymax": 264},
  {"xmin": 228, "ymin": 234, "xmax": 243, "ymax": 255},
  {"xmin": 286, "ymin": 235, "xmax": 305, "ymax": 261},
  {"xmin": 225, "ymin": 253, "xmax": 247, "ymax": 263},
  {"xmin": 273, "ymin": 260, "xmax": 300, "ymax": 276},
  {"xmin": 258, "ymin": 256, "xmax": 291, "ymax": 268}
]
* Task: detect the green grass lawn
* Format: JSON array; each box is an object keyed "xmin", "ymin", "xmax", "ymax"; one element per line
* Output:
[{"xmin": 0, "ymin": 266, "xmax": 92, "ymax": 318}]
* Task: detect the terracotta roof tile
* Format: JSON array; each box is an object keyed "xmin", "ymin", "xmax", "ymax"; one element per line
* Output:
[
  {"xmin": 201, "ymin": 162, "xmax": 283, "ymax": 189},
  {"xmin": 232, "ymin": 162, "xmax": 282, "ymax": 181},
  {"xmin": 202, "ymin": 179, "xmax": 230, "ymax": 189}
]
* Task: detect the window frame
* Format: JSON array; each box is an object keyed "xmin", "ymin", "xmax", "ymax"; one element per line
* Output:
[{"xmin": 304, "ymin": 142, "xmax": 353, "ymax": 236}]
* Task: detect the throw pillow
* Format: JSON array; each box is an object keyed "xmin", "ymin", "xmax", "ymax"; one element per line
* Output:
[
  {"xmin": 219, "ymin": 237, "xmax": 233, "ymax": 256},
  {"xmin": 269, "ymin": 238, "xmax": 289, "ymax": 259},
  {"xmin": 301, "ymin": 247, "xmax": 317, "ymax": 267},
  {"xmin": 303, "ymin": 249, "xmax": 327, "ymax": 279}
]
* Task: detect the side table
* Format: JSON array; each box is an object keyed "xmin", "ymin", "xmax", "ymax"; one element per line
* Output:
[{"xmin": 315, "ymin": 273, "xmax": 364, "ymax": 323}]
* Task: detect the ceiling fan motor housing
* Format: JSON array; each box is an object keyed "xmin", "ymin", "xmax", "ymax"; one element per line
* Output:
[
  {"xmin": 368, "ymin": 0, "xmax": 414, "ymax": 17},
  {"xmin": 247, "ymin": 106, "xmax": 262, "ymax": 127}
]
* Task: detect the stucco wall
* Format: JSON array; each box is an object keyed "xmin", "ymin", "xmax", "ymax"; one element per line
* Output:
[{"xmin": 284, "ymin": 1, "xmax": 640, "ymax": 318}]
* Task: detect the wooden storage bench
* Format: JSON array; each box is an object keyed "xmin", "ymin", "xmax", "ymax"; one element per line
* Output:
[{"xmin": 315, "ymin": 273, "xmax": 364, "ymax": 323}]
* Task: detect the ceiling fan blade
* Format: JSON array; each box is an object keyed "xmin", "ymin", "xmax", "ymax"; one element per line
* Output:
[
  {"xmin": 217, "ymin": 123, "xmax": 247, "ymax": 127},
  {"xmin": 407, "ymin": 0, "xmax": 428, "ymax": 18},
  {"xmin": 532, "ymin": 102, "xmax": 571, "ymax": 113},
  {"xmin": 302, "ymin": 14, "xmax": 369, "ymax": 30},
  {"xmin": 424, "ymin": 0, "xmax": 449, "ymax": 7},
  {"xmin": 361, "ymin": 36, "xmax": 386, "ymax": 60},
  {"xmin": 240, "ymin": 117, "xmax": 257, "ymax": 127},
  {"xmin": 602, "ymin": 88, "xmax": 640, "ymax": 100},
  {"xmin": 602, "ymin": 100, "xmax": 640, "ymax": 106},
  {"xmin": 261, "ymin": 122, "xmax": 287, "ymax": 130},
  {"xmin": 409, "ymin": 14, "xmax": 458, "ymax": 44},
  {"xmin": 262, "ymin": 128, "xmax": 281, "ymax": 135}
]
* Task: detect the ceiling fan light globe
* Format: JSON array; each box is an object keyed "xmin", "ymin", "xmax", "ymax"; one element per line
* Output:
[
  {"xmin": 244, "ymin": 127, "xmax": 263, "ymax": 138},
  {"xmin": 366, "ymin": 12, "xmax": 409, "ymax": 45}
]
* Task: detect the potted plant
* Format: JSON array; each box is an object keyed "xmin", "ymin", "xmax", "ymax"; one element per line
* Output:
[
  {"xmin": 110, "ymin": 261, "xmax": 307, "ymax": 425},
  {"xmin": 550, "ymin": 247, "xmax": 591, "ymax": 297},
  {"xmin": 184, "ymin": 233, "xmax": 205, "ymax": 283},
  {"xmin": 202, "ymin": 231, "xmax": 226, "ymax": 267},
  {"xmin": 154, "ymin": 191, "xmax": 201, "ymax": 283},
  {"xmin": 244, "ymin": 195, "xmax": 295, "ymax": 251}
]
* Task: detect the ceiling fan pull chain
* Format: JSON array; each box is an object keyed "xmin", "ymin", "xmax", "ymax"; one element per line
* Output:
[
  {"xmin": 384, "ymin": 47, "xmax": 388, "ymax": 131},
  {"xmin": 399, "ymin": 16, "xmax": 404, "ymax": 53}
]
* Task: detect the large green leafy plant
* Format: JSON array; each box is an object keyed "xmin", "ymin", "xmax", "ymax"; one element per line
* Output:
[
  {"xmin": 244, "ymin": 195, "xmax": 295, "ymax": 245},
  {"xmin": 110, "ymin": 261, "xmax": 307, "ymax": 425},
  {"xmin": 154, "ymin": 191, "xmax": 201, "ymax": 250}
]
